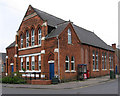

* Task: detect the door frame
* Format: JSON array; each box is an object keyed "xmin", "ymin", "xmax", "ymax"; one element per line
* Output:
[{"xmin": 48, "ymin": 60, "xmax": 54, "ymax": 80}]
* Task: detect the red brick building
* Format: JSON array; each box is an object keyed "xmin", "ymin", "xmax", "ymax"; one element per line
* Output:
[{"xmin": 6, "ymin": 5, "xmax": 116, "ymax": 82}]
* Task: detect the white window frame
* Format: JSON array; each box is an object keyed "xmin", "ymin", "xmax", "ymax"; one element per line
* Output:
[
  {"xmin": 105, "ymin": 53, "xmax": 107, "ymax": 70},
  {"xmin": 38, "ymin": 55, "xmax": 41, "ymax": 70},
  {"xmin": 26, "ymin": 57, "xmax": 29, "ymax": 70},
  {"xmin": 26, "ymin": 31, "xmax": 29, "ymax": 47},
  {"xmin": 31, "ymin": 56, "xmax": 35, "ymax": 70},
  {"xmin": 68, "ymin": 28, "xmax": 72, "ymax": 44},
  {"xmin": 71, "ymin": 56, "xmax": 75, "ymax": 71},
  {"xmin": 21, "ymin": 58, "xmax": 23, "ymax": 70},
  {"xmin": 109, "ymin": 55, "xmax": 111, "ymax": 69},
  {"xmin": 96, "ymin": 51, "xmax": 98, "ymax": 70},
  {"xmin": 21, "ymin": 35, "xmax": 23, "ymax": 48},
  {"xmin": 31, "ymin": 28, "xmax": 35, "ymax": 46},
  {"xmin": 102, "ymin": 53, "xmax": 104, "ymax": 70},
  {"xmin": 93, "ymin": 51, "xmax": 95, "ymax": 70},
  {"xmin": 38, "ymin": 28, "xmax": 42, "ymax": 45},
  {"xmin": 65, "ymin": 56, "xmax": 69, "ymax": 71}
]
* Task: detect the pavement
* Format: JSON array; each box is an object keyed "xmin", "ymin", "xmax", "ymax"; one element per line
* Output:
[{"xmin": 2, "ymin": 75, "xmax": 119, "ymax": 89}]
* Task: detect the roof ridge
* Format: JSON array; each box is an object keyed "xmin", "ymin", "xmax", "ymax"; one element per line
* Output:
[{"xmin": 56, "ymin": 21, "xmax": 69, "ymax": 26}]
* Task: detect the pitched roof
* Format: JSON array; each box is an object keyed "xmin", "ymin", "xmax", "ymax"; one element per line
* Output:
[
  {"xmin": 33, "ymin": 7, "xmax": 65, "ymax": 27},
  {"xmin": 6, "ymin": 41, "xmax": 15, "ymax": 49}
]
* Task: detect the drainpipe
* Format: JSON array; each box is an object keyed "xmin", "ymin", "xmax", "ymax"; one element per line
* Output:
[{"xmin": 57, "ymin": 35, "xmax": 60, "ymax": 82}]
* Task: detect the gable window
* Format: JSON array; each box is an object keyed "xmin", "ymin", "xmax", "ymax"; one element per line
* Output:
[
  {"xmin": 105, "ymin": 53, "xmax": 107, "ymax": 69},
  {"xmin": 68, "ymin": 28, "xmax": 72, "ymax": 44},
  {"xmin": 31, "ymin": 28, "xmax": 35, "ymax": 46},
  {"xmin": 96, "ymin": 51, "xmax": 98, "ymax": 70},
  {"xmin": 93, "ymin": 51, "xmax": 95, "ymax": 70},
  {"xmin": 38, "ymin": 28, "xmax": 42, "ymax": 45},
  {"xmin": 31, "ymin": 56, "xmax": 35, "ymax": 70},
  {"xmin": 38, "ymin": 55, "xmax": 41, "ymax": 70},
  {"xmin": 21, "ymin": 58, "xmax": 23, "ymax": 70},
  {"xmin": 65, "ymin": 56, "xmax": 69, "ymax": 70},
  {"xmin": 71, "ymin": 56, "xmax": 75, "ymax": 70},
  {"xmin": 20, "ymin": 35, "xmax": 23, "ymax": 48},
  {"xmin": 26, "ymin": 30, "xmax": 29, "ymax": 47},
  {"xmin": 26, "ymin": 57, "xmax": 29, "ymax": 70},
  {"xmin": 102, "ymin": 53, "xmax": 104, "ymax": 69}
]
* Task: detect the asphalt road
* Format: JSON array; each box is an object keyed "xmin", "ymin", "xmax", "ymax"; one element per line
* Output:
[{"xmin": 2, "ymin": 79, "xmax": 118, "ymax": 94}]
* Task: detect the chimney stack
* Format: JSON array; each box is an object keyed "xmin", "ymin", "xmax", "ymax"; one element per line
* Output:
[{"xmin": 112, "ymin": 43, "xmax": 116, "ymax": 50}]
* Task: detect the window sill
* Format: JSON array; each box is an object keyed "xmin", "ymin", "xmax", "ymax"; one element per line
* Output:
[
  {"xmin": 102, "ymin": 69, "xmax": 107, "ymax": 71},
  {"xmin": 71, "ymin": 70, "xmax": 76, "ymax": 72},
  {"xmin": 93, "ymin": 69, "xmax": 99, "ymax": 72},
  {"xmin": 109, "ymin": 69, "xmax": 114, "ymax": 71},
  {"xmin": 18, "ymin": 45, "xmax": 41, "ymax": 51},
  {"xmin": 65, "ymin": 70, "xmax": 70, "ymax": 72},
  {"xmin": 19, "ymin": 70, "xmax": 41, "ymax": 73}
]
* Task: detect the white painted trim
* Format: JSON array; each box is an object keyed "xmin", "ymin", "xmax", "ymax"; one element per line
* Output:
[
  {"xmin": 19, "ymin": 70, "xmax": 41, "ymax": 73},
  {"xmin": 6, "ymin": 56, "xmax": 8, "ymax": 59},
  {"xmin": 22, "ymin": 74, "xmax": 40, "ymax": 77},
  {"xmin": 15, "ymin": 44, "xmax": 18, "ymax": 47},
  {"xmin": 41, "ymin": 74, "xmax": 45, "ymax": 78},
  {"xmin": 109, "ymin": 69, "xmax": 114, "ymax": 71},
  {"xmin": 19, "ymin": 53, "xmax": 41, "ymax": 57},
  {"xmin": 10, "ymin": 63, "xmax": 14, "ymax": 65},
  {"xmin": 96, "ymin": 69, "xmax": 99, "ymax": 71},
  {"xmin": 65, "ymin": 70, "xmax": 70, "ymax": 72},
  {"xmin": 18, "ymin": 45, "xmax": 41, "ymax": 51},
  {"xmin": 41, "ymin": 50, "xmax": 45, "ymax": 54},
  {"xmin": 71, "ymin": 70, "xmax": 76, "ymax": 72},
  {"xmin": 5, "ymin": 73, "xmax": 8, "ymax": 76},
  {"xmin": 54, "ymin": 48, "xmax": 58, "ymax": 52},
  {"xmin": 93, "ymin": 69, "xmax": 96, "ymax": 71},
  {"xmin": 48, "ymin": 60, "xmax": 54, "ymax": 63},
  {"xmin": 41, "ymin": 37, "xmax": 45, "ymax": 40},
  {"xmin": 42, "ymin": 22, "xmax": 47, "ymax": 26},
  {"xmin": 14, "ymin": 54, "xmax": 17, "ymax": 57}
]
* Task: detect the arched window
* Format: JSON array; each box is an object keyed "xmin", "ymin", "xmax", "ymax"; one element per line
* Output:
[
  {"xmin": 93, "ymin": 50, "xmax": 95, "ymax": 70},
  {"xmin": 102, "ymin": 52, "xmax": 104, "ymax": 69},
  {"xmin": 65, "ymin": 56, "xmax": 69, "ymax": 70},
  {"xmin": 31, "ymin": 28, "xmax": 35, "ymax": 46},
  {"xmin": 38, "ymin": 28, "xmax": 42, "ymax": 45},
  {"xmin": 96, "ymin": 51, "xmax": 98, "ymax": 70},
  {"xmin": 71, "ymin": 56, "xmax": 75, "ymax": 70},
  {"xmin": 20, "ymin": 35, "xmax": 23, "ymax": 48},
  {"xmin": 38, "ymin": 55, "xmax": 41, "ymax": 70},
  {"xmin": 26, "ymin": 30, "xmax": 29, "ymax": 47},
  {"xmin": 68, "ymin": 28, "xmax": 71, "ymax": 44}
]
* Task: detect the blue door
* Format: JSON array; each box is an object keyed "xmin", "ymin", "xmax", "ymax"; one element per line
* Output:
[
  {"xmin": 115, "ymin": 65, "xmax": 117, "ymax": 74},
  {"xmin": 49, "ymin": 63, "xmax": 54, "ymax": 80},
  {"xmin": 11, "ymin": 65, "xmax": 14, "ymax": 72}
]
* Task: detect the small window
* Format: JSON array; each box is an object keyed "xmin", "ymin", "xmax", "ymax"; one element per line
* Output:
[
  {"xmin": 31, "ymin": 56, "xmax": 35, "ymax": 70},
  {"xmin": 21, "ymin": 58, "xmax": 23, "ymax": 70},
  {"xmin": 68, "ymin": 28, "xmax": 72, "ymax": 44},
  {"xmin": 93, "ymin": 51, "xmax": 95, "ymax": 70},
  {"xmin": 96, "ymin": 51, "xmax": 98, "ymax": 69},
  {"xmin": 71, "ymin": 56, "xmax": 75, "ymax": 70},
  {"xmin": 38, "ymin": 55, "xmax": 41, "ymax": 70},
  {"xmin": 65, "ymin": 56, "xmax": 69, "ymax": 70},
  {"xmin": 31, "ymin": 28, "xmax": 35, "ymax": 46},
  {"xmin": 26, "ymin": 57, "xmax": 29, "ymax": 70},
  {"xmin": 21, "ymin": 35, "xmax": 23, "ymax": 48},
  {"xmin": 26, "ymin": 30, "xmax": 29, "ymax": 47},
  {"xmin": 102, "ymin": 53, "xmax": 104, "ymax": 69},
  {"xmin": 38, "ymin": 28, "xmax": 42, "ymax": 45}
]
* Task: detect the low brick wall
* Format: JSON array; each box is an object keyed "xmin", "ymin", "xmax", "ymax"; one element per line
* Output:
[{"xmin": 31, "ymin": 80, "xmax": 51, "ymax": 85}]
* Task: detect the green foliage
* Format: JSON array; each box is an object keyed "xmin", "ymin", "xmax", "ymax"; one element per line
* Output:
[{"xmin": 2, "ymin": 72, "xmax": 26, "ymax": 84}]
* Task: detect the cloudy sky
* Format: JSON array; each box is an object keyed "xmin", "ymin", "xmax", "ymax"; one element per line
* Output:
[{"xmin": 0, "ymin": 0, "xmax": 119, "ymax": 53}]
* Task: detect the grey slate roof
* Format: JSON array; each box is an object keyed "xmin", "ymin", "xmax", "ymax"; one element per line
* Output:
[
  {"xmin": 32, "ymin": 6, "xmax": 114, "ymax": 51},
  {"xmin": 6, "ymin": 41, "xmax": 15, "ymax": 48},
  {"xmin": 33, "ymin": 7, "xmax": 65, "ymax": 27}
]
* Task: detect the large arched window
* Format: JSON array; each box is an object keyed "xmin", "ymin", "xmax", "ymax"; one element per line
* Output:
[
  {"xmin": 20, "ymin": 35, "xmax": 23, "ymax": 48},
  {"xmin": 31, "ymin": 28, "xmax": 35, "ymax": 46},
  {"xmin": 65, "ymin": 56, "xmax": 69, "ymax": 70},
  {"xmin": 71, "ymin": 56, "xmax": 75, "ymax": 70},
  {"xmin": 68, "ymin": 28, "xmax": 71, "ymax": 44},
  {"xmin": 102, "ymin": 52, "xmax": 104, "ymax": 69},
  {"xmin": 105, "ymin": 52, "xmax": 107, "ymax": 69},
  {"xmin": 38, "ymin": 28, "xmax": 42, "ymax": 45},
  {"xmin": 96, "ymin": 51, "xmax": 98, "ymax": 70},
  {"xmin": 26, "ymin": 30, "xmax": 29, "ymax": 47}
]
